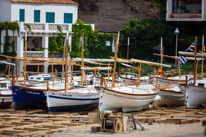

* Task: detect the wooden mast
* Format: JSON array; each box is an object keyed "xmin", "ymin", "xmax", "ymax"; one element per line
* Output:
[
  {"xmin": 202, "ymin": 35, "xmax": 204, "ymax": 78},
  {"xmin": 126, "ymin": 37, "xmax": 129, "ymax": 78},
  {"xmin": 111, "ymin": 32, "xmax": 119, "ymax": 90},
  {"xmin": 51, "ymin": 62, "xmax": 54, "ymax": 87},
  {"xmin": 24, "ymin": 29, "xmax": 27, "ymax": 87},
  {"xmin": 65, "ymin": 33, "xmax": 69, "ymax": 93},
  {"xmin": 194, "ymin": 36, "xmax": 197, "ymax": 86},
  {"xmin": 81, "ymin": 33, "xmax": 84, "ymax": 86}
]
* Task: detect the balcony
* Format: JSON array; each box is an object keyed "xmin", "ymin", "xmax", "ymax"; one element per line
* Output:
[
  {"xmin": 23, "ymin": 51, "xmax": 63, "ymax": 59},
  {"xmin": 166, "ymin": 0, "xmax": 205, "ymax": 21}
]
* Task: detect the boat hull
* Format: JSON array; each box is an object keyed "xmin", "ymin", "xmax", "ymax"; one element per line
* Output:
[
  {"xmin": 98, "ymin": 87, "xmax": 158, "ymax": 112},
  {"xmin": 183, "ymin": 85, "xmax": 206, "ymax": 108},
  {"xmin": 12, "ymin": 86, "xmax": 47, "ymax": 110},
  {"xmin": 0, "ymin": 95, "xmax": 13, "ymax": 109},
  {"xmin": 154, "ymin": 89, "xmax": 185, "ymax": 107},
  {"xmin": 47, "ymin": 91, "xmax": 99, "ymax": 112}
]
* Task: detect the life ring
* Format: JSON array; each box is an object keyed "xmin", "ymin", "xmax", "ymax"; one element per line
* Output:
[{"xmin": 156, "ymin": 84, "xmax": 160, "ymax": 89}]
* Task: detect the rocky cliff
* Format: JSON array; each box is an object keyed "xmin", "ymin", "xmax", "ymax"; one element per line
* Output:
[{"xmin": 76, "ymin": 0, "xmax": 160, "ymax": 31}]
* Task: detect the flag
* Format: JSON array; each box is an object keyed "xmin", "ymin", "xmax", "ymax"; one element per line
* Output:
[
  {"xmin": 158, "ymin": 68, "xmax": 166, "ymax": 76},
  {"xmin": 191, "ymin": 42, "xmax": 197, "ymax": 46},
  {"xmin": 186, "ymin": 47, "xmax": 194, "ymax": 51},
  {"xmin": 180, "ymin": 56, "xmax": 187, "ymax": 64}
]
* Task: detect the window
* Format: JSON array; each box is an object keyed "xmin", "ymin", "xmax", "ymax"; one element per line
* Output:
[
  {"xmin": 44, "ymin": 77, "xmax": 51, "ymax": 81},
  {"xmin": 34, "ymin": 10, "xmax": 40, "ymax": 22},
  {"xmin": 37, "ymin": 77, "xmax": 41, "ymax": 80},
  {"xmin": 64, "ymin": 13, "xmax": 73, "ymax": 24},
  {"xmin": 19, "ymin": 9, "xmax": 25, "ymax": 22},
  {"xmin": 46, "ymin": 12, "xmax": 55, "ymax": 23},
  {"xmin": 172, "ymin": 0, "xmax": 202, "ymax": 13}
]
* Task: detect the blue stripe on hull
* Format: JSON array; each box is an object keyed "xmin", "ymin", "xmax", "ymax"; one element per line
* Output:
[
  {"xmin": 12, "ymin": 86, "xmax": 47, "ymax": 110},
  {"xmin": 48, "ymin": 95, "xmax": 99, "ymax": 100},
  {"xmin": 48, "ymin": 103, "xmax": 98, "ymax": 112}
]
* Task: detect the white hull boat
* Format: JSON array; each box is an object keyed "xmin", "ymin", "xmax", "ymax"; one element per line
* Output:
[
  {"xmin": 154, "ymin": 84, "xmax": 184, "ymax": 107},
  {"xmin": 47, "ymin": 87, "xmax": 99, "ymax": 112},
  {"xmin": 149, "ymin": 75, "xmax": 194, "ymax": 88},
  {"xmin": 96, "ymin": 84, "xmax": 159, "ymax": 112},
  {"xmin": 179, "ymin": 80, "xmax": 206, "ymax": 108}
]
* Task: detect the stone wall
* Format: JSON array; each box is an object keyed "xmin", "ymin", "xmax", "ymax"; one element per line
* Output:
[{"xmin": 76, "ymin": 0, "xmax": 160, "ymax": 31}]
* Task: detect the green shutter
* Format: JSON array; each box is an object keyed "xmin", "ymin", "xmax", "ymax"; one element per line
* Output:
[
  {"xmin": 19, "ymin": 9, "xmax": 25, "ymax": 22},
  {"xmin": 34, "ymin": 10, "xmax": 40, "ymax": 22},
  {"xmin": 46, "ymin": 12, "xmax": 55, "ymax": 23},
  {"xmin": 64, "ymin": 13, "xmax": 73, "ymax": 24}
]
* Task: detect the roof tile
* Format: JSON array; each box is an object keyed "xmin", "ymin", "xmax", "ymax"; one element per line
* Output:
[{"xmin": 8, "ymin": 0, "xmax": 78, "ymax": 5}]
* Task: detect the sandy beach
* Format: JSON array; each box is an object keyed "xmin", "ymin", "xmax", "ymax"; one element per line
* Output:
[{"xmin": 47, "ymin": 122, "xmax": 205, "ymax": 137}]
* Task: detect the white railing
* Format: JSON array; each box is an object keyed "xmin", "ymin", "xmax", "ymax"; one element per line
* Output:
[
  {"xmin": 19, "ymin": 22, "xmax": 71, "ymax": 32},
  {"xmin": 23, "ymin": 51, "xmax": 63, "ymax": 58}
]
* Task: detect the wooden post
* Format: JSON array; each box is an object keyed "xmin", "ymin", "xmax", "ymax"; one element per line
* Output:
[
  {"xmin": 37, "ymin": 61, "xmax": 39, "ymax": 75},
  {"xmin": 202, "ymin": 35, "xmax": 204, "ymax": 78},
  {"xmin": 7, "ymin": 65, "xmax": 11, "ymax": 80},
  {"xmin": 137, "ymin": 63, "xmax": 141, "ymax": 85},
  {"xmin": 24, "ymin": 29, "xmax": 27, "ymax": 87},
  {"xmin": 51, "ymin": 62, "xmax": 54, "ymax": 87},
  {"xmin": 71, "ymin": 61, "xmax": 74, "ymax": 84},
  {"xmin": 81, "ymin": 33, "xmax": 84, "ymax": 86},
  {"xmin": 126, "ymin": 37, "xmax": 130, "ymax": 78},
  {"xmin": 178, "ymin": 59, "xmax": 181, "ymax": 76},
  {"xmin": 160, "ymin": 37, "xmax": 163, "ymax": 77},
  {"xmin": 194, "ymin": 36, "xmax": 197, "ymax": 86},
  {"xmin": 65, "ymin": 33, "xmax": 68, "ymax": 93},
  {"xmin": 156, "ymin": 68, "xmax": 159, "ymax": 87},
  {"xmin": 98, "ymin": 62, "xmax": 101, "ymax": 76},
  {"xmin": 107, "ymin": 62, "xmax": 110, "ymax": 84},
  {"xmin": 15, "ymin": 62, "xmax": 18, "ymax": 83},
  {"xmin": 111, "ymin": 32, "xmax": 119, "ymax": 90}
]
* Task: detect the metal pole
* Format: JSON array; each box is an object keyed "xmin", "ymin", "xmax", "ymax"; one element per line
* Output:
[
  {"xmin": 126, "ymin": 37, "xmax": 130, "ymax": 78},
  {"xmin": 175, "ymin": 35, "xmax": 178, "ymax": 66}
]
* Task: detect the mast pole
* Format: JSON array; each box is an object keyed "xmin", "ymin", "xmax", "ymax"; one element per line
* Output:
[
  {"xmin": 160, "ymin": 37, "xmax": 163, "ymax": 77},
  {"xmin": 24, "ymin": 29, "xmax": 27, "ymax": 87},
  {"xmin": 65, "ymin": 33, "xmax": 68, "ymax": 93},
  {"xmin": 202, "ymin": 35, "xmax": 204, "ymax": 78},
  {"xmin": 126, "ymin": 37, "xmax": 129, "ymax": 78},
  {"xmin": 194, "ymin": 36, "xmax": 197, "ymax": 86},
  {"xmin": 111, "ymin": 32, "xmax": 120, "ymax": 90},
  {"xmin": 81, "ymin": 33, "xmax": 84, "ymax": 86}
]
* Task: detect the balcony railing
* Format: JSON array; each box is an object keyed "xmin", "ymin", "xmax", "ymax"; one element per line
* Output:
[
  {"xmin": 23, "ymin": 51, "xmax": 63, "ymax": 58},
  {"xmin": 170, "ymin": 13, "xmax": 201, "ymax": 18}
]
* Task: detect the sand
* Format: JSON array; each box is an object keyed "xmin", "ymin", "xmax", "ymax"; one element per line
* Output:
[{"xmin": 46, "ymin": 122, "xmax": 205, "ymax": 137}]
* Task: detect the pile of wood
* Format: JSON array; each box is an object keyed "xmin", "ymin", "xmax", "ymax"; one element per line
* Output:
[
  {"xmin": 131, "ymin": 106, "xmax": 206, "ymax": 124},
  {"xmin": 0, "ymin": 109, "xmax": 100, "ymax": 136}
]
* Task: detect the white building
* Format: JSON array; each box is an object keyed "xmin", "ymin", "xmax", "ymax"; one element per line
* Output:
[
  {"xmin": 0, "ymin": 0, "xmax": 78, "ymax": 74},
  {"xmin": 166, "ymin": 0, "xmax": 206, "ymax": 21}
]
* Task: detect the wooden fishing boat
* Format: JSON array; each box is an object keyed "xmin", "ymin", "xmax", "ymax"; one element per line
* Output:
[
  {"xmin": 96, "ymin": 84, "xmax": 159, "ymax": 112},
  {"xmin": 149, "ymin": 75, "xmax": 194, "ymax": 88},
  {"xmin": 0, "ymin": 79, "xmax": 13, "ymax": 108},
  {"xmin": 179, "ymin": 79, "xmax": 206, "ymax": 108},
  {"xmin": 178, "ymin": 36, "xmax": 206, "ymax": 108},
  {"xmin": 154, "ymin": 83, "xmax": 185, "ymax": 107},
  {"xmin": 47, "ymin": 87, "xmax": 99, "ymax": 112},
  {"xmin": 96, "ymin": 34, "xmax": 169, "ymax": 112}
]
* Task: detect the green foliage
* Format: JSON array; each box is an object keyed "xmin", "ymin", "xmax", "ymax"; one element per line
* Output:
[
  {"xmin": 49, "ymin": 36, "xmax": 58, "ymax": 55},
  {"xmin": 120, "ymin": 18, "xmax": 167, "ymax": 60},
  {"xmin": 0, "ymin": 21, "xmax": 19, "ymax": 73},
  {"xmin": 57, "ymin": 26, "xmax": 64, "ymax": 52},
  {"xmin": 181, "ymin": 62, "xmax": 202, "ymax": 74},
  {"xmin": 71, "ymin": 19, "xmax": 116, "ymax": 59}
]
